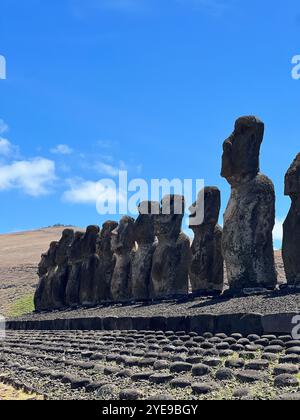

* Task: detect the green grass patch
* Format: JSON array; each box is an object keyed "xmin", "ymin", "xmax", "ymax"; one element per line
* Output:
[{"xmin": 8, "ymin": 294, "xmax": 34, "ymax": 317}]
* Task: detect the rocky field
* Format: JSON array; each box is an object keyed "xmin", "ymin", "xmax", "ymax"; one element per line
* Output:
[{"xmin": 1, "ymin": 329, "xmax": 300, "ymax": 400}]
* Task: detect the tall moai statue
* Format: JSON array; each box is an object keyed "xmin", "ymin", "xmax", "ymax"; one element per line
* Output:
[
  {"xmin": 132, "ymin": 202, "xmax": 158, "ymax": 301},
  {"xmin": 282, "ymin": 153, "xmax": 300, "ymax": 287},
  {"xmin": 151, "ymin": 195, "xmax": 191, "ymax": 299},
  {"xmin": 34, "ymin": 241, "xmax": 58, "ymax": 311},
  {"xmin": 65, "ymin": 231, "xmax": 84, "ymax": 307},
  {"xmin": 189, "ymin": 187, "xmax": 223, "ymax": 295},
  {"xmin": 95, "ymin": 221, "xmax": 118, "ymax": 302},
  {"xmin": 111, "ymin": 216, "xmax": 136, "ymax": 302},
  {"xmin": 50, "ymin": 228, "xmax": 74, "ymax": 309},
  {"xmin": 78, "ymin": 225, "xmax": 101, "ymax": 306},
  {"xmin": 221, "ymin": 116, "xmax": 277, "ymax": 291}
]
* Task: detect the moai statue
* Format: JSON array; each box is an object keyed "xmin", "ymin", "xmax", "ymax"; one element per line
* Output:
[
  {"xmin": 111, "ymin": 216, "xmax": 136, "ymax": 302},
  {"xmin": 65, "ymin": 231, "xmax": 84, "ymax": 307},
  {"xmin": 189, "ymin": 187, "xmax": 224, "ymax": 295},
  {"xmin": 221, "ymin": 116, "xmax": 277, "ymax": 291},
  {"xmin": 50, "ymin": 228, "xmax": 74, "ymax": 309},
  {"xmin": 95, "ymin": 221, "xmax": 118, "ymax": 302},
  {"xmin": 78, "ymin": 225, "xmax": 101, "ymax": 306},
  {"xmin": 34, "ymin": 241, "xmax": 58, "ymax": 311},
  {"xmin": 131, "ymin": 202, "xmax": 158, "ymax": 301},
  {"xmin": 151, "ymin": 195, "xmax": 191, "ymax": 299},
  {"xmin": 282, "ymin": 153, "xmax": 300, "ymax": 287}
]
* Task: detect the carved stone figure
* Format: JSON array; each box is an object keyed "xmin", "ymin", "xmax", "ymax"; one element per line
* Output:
[
  {"xmin": 111, "ymin": 216, "xmax": 136, "ymax": 302},
  {"xmin": 132, "ymin": 202, "xmax": 158, "ymax": 301},
  {"xmin": 34, "ymin": 241, "xmax": 58, "ymax": 311},
  {"xmin": 282, "ymin": 153, "xmax": 300, "ymax": 287},
  {"xmin": 151, "ymin": 195, "xmax": 191, "ymax": 299},
  {"xmin": 65, "ymin": 231, "xmax": 84, "ymax": 307},
  {"xmin": 78, "ymin": 225, "xmax": 101, "ymax": 306},
  {"xmin": 189, "ymin": 187, "xmax": 223, "ymax": 294},
  {"xmin": 50, "ymin": 229, "xmax": 74, "ymax": 309},
  {"xmin": 95, "ymin": 221, "xmax": 118, "ymax": 302},
  {"xmin": 221, "ymin": 116, "xmax": 277, "ymax": 291}
]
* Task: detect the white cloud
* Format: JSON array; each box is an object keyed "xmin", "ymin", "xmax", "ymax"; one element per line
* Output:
[
  {"xmin": 0, "ymin": 120, "xmax": 8, "ymax": 135},
  {"xmin": 63, "ymin": 179, "xmax": 124, "ymax": 206},
  {"xmin": 273, "ymin": 218, "xmax": 284, "ymax": 242},
  {"xmin": 51, "ymin": 144, "xmax": 73, "ymax": 155},
  {"xmin": 0, "ymin": 138, "xmax": 14, "ymax": 156},
  {"xmin": 0, "ymin": 158, "xmax": 56, "ymax": 197},
  {"xmin": 95, "ymin": 162, "xmax": 120, "ymax": 177}
]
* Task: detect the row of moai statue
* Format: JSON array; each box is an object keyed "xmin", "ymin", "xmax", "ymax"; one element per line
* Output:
[{"xmin": 35, "ymin": 115, "xmax": 300, "ymax": 311}]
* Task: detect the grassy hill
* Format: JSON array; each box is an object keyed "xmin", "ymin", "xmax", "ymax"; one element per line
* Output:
[{"xmin": 0, "ymin": 226, "xmax": 82, "ymax": 317}]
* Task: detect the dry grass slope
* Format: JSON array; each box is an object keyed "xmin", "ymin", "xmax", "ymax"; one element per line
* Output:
[
  {"xmin": 0, "ymin": 227, "xmax": 81, "ymax": 317},
  {"xmin": 0, "ymin": 382, "xmax": 43, "ymax": 400}
]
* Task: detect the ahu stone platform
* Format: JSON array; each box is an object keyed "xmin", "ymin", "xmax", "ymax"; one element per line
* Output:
[{"xmin": 7, "ymin": 289, "xmax": 300, "ymax": 336}]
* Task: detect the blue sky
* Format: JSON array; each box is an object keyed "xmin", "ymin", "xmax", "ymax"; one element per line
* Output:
[{"xmin": 1, "ymin": 0, "xmax": 300, "ymax": 248}]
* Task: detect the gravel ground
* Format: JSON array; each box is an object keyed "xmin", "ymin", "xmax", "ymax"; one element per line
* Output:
[
  {"xmin": 11, "ymin": 289, "xmax": 300, "ymax": 323},
  {"xmin": 1, "ymin": 330, "xmax": 300, "ymax": 400}
]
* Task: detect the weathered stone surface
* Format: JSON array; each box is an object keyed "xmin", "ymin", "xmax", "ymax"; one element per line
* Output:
[
  {"xmin": 34, "ymin": 241, "xmax": 58, "ymax": 311},
  {"xmin": 274, "ymin": 374, "xmax": 299, "ymax": 388},
  {"xmin": 221, "ymin": 116, "xmax": 277, "ymax": 290},
  {"xmin": 149, "ymin": 373, "xmax": 174, "ymax": 384},
  {"xmin": 65, "ymin": 231, "xmax": 84, "ymax": 307},
  {"xmin": 192, "ymin": 382, "xmax": 218, "ymax": 394},
  {"xmin": 170, "ymin": 378, "xmax": 192, "ymax": 388},
  {"xmin": 45, "ymin": 229, "xmax": 74, "ymax": 310},
  {"xmin": 273, "ymin": 364, "xmax": 299, "ymax": 376},
  {"xmin": 282, "ymin": 153, "xmax": 300, "ymax": 287},
  {"xmin": 96, "ymin": 221, "xmax": 118, "ymax": 301},
  {"xmin": 170, "ymin": 362, "xmax": 192, "ymax": 373},
  {"xmin": 189, "ymin": 187, "xmax": 224, "ymax": 294},
  {"xmin": 151, "ymin": 195, "xmax": 191, "ymax": 299},
  {"xmin": 111, "ymin": 216, "xmax": 136, "ymax": 302},
  {"xmin": 245, "ymin": 360, "xmax": 269, "ymax": 371},
  {"xmin": 216, "ymin": 368, "xmax": 235, "ymax": 381},
  {"xmin": 192, "ymin": 363, "xmax": 211, "ymax": 377},
  {"xmin": 119, "ymin": 388, "xmax": 141, "ymax": 400},
  {"xmin": 131, "ymin": 202, "xmax": 157, "ymax": 301},
  {"xmin": 225, "ymin": 359, "xmax": 245, "ymax": 369},
  {"xmin": 236, "ymin": 370, "xmax": 268, "ymax": 383},
  {"xmin": 78, "ymin": 225, "xmax": 101, "ymax": 306}
]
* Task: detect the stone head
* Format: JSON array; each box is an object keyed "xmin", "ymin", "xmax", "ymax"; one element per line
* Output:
[
  {"xmin": 68, "ymin": 231, "xmax": 84, "ymax": 260},
  {"xmin": 82, "ymin": 225, "xmax": 100, "ymax": 256},
  {"xmin": 285, "ymin": 153, "xmax": 300, "ymax": 198},
  {"xmin": 39, "ymin": 241, "xmax": 58, "ymax": 275},
  {"xmin": 189, "ymin": 187, "xmax": 221, "ymax": 231},
  {"xmin": 154, "ymin": 195, "xmax": 185, "ymax": 241},
  {"xmin": 111, "ymin": 216, "xmax": 135, "ymax": 253},
  {"xmin": 100, "ymin": 221, "xmax": 119, "ymax": 240},
  {"xmin": 99, "ymin": 221, "xmax": 119, "ymax": 253},
  {"xmin": 55, "ymin": 229, "xmax": 74, "ymax": 266},
  {"xmin": 134, "ymin": 201, "xmax": 158, "ymax": 244},
  {"xmin": 221, "ymin": 116, "xmax": 264, "ymax": 185}
]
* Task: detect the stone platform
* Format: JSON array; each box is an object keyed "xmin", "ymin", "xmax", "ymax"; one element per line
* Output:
[{"xmin": 6, "ymin": 289, "xmax": 300, "ymax": 335}]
